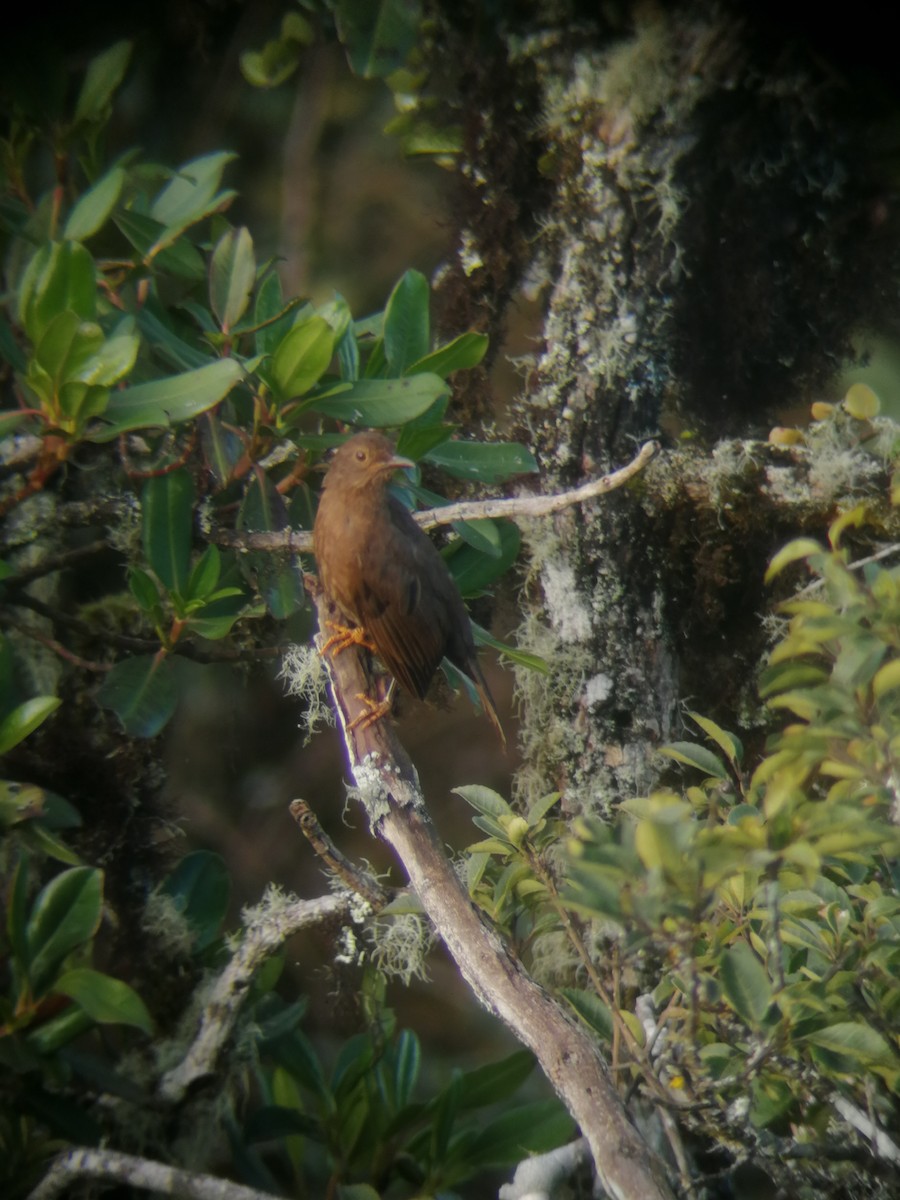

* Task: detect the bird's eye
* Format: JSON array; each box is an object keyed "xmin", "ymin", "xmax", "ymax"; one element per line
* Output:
[{"xmin": 355, "ymin": 449, "xmax": 367, "ymax": 462}]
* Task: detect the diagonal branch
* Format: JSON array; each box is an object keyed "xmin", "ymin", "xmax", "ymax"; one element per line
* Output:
[{"xmin": 307, "ymin": 581, "xmax": 676, "ymax": 1200}]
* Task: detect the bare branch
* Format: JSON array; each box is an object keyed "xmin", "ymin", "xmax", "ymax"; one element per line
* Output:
[
  {"xmin": 158, "ymin": 887, "xmax": 352, "ymax": 1104},
  {"xmin": 28, "ymin": 1147, "xmax": 277, "ymax": 1200},
  {"xmin": 307, "ymin": 582, "xmax": 676, "ymax": 1200},
  {"xmin": 213, "ymin": 440, "xmax": 659, "ymax": 555},
  {"xmin": 290, "ymin": 797, "xmax": 390, "ymax": 908}
]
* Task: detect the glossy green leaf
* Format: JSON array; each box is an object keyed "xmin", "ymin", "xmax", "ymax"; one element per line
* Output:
[
  {"xmin": 55, "ymin": 967, "xmax": 153, "ymax": 1034},
  {"xmin": 163, "ymin": 850, "xmax": 230, "ymax": 951},
  {"xmin": 18, "ymin": 241, "xmax": 97, "ymax": 342},
  {"xmin": 63, "ymin": 167, "xmax": 126, "ymax": 240},
  {"xmin": 384, "ymin": 268, "xmax": 430, "ymax": 374},
  {"xmin": 210, "ymin": 226, "xmax": 256, "ymax": 332},
  {"xmin": 407, "ymin": 331, "xmax": 488, "ymax": 377},
  {"xmin": 425, "ymin": 439, "xmax": 538, "ymax": 482},
  {"xmin": 114, "ymin": 209, "xmax": 207, "ymax": 278},
  {"xmin": 472, "ymin": 622, "xmax": 548, "ymax": 674},
  {"xmin": 240, "ymin": 11, "xmax": 312, "ymax": 89},
  {"xmin": 73, "ymin": 40, "xmax": 132, "ymax": 124},
  {"xmin": 335, "ymin": 0, "xmax": 422, "ymax": 79},
  {"xmin": 142, "ymin": 469, "xmax": 194, "ymax": 594},
  {"xmin": 0, "ymin": 696, "xmax": 61, "ymax": 755},
  {"xmin": 90, "ymin": 358, "xmax": 243, "ymax": 440},
  {"xmin": 719, "ymin": 941, "xmax": 772, "ymax": 1026},
  {"xmin": 26, "ymin": 867, "xmax": 103, "ymax": 996},
  {"xmin": 96, "ymin": 654, "xmax": 177, "ymax": 738},
  {"xmin": 308, "ymin": 373, "xmax": 449, "ymax": 426},
  {"xmin": 72, "ymin": 317, "xmax": 140, "ymax": 386},
  {"xmin": 270, "ymin": 316, "xmax": 334, "ymax": 400},
  {"xmin": 452, "ymin": 517, "xmax": 502, "ymax": 557}
]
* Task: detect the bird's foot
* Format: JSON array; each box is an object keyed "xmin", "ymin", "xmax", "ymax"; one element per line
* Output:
[
  {"xmin": 347, "ymin": 692, "xmax": 393, "ymax": 733},
  {"xmin": 321, "ymin": 620, "xmax": 376, "ymax": 657}
]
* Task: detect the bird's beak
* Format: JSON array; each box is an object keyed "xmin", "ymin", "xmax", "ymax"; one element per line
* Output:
[{"xmin": 384, "ymin": 453, "xmax": 415, "ymax": 474}]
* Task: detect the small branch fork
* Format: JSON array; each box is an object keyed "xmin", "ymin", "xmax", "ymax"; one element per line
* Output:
[
  {"xmin": 213, "ymin": 439, "xmax": 660, "ymax": 555},
  {"xmin": 307, "ymin": 579, "xmax": 675, "ymax": 1200}
]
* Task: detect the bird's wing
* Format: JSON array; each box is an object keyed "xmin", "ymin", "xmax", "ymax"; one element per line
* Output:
[{"xmin": 350, "ymin": 500, "xmax": 448, "ymax": 698}]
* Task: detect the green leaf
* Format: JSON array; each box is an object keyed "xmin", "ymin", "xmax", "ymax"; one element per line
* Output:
[
  {"xmin": 18, "ymin": 241, "xmax": 97, "ymax": 342},
  {"xmin": 128, "ymin": 567, "xmax": 161, "ymax": 614},
  {"xmin": 688, "ymin": 711, "xmax": 743, "ymax": 766},
  {"xmin": 90, "ymin": 359, "xmax": 243, "ymax": 440},
  {"xmin": 142, "ymin": 469, "xmax": 194, "ymax": 594},
  {"xmin": 452, "ymin": 785, "xmax": 512, "ymax": 818},
  {"xmin": 163, "ymin": 850, "xmax": 230, "ymax": 951},
  {"xmin": 803, "ymin": 1022, "xmax": 897, "ymax": 1066},
  {"xmin": 63, "ymin": 167, "xmax": 126, "ymax": 240},
  {"xmin": 472, "ymin": 623, "xmax": 549, "ymax": 674},
  {"xmin": 240, "ymin": 11, "xmax": 312, "ymax": 89},
  {"xmin": 238, "ymin": 475, "xmax": 305, "ymax": 618},
  {"xmin": 444, "ymin": 520, "xmax": 520, "ymax": 597},
  {"xmin": 270, "ymin": 316, "xmax": 334, "ymax": 400},
  {"xmin": 0, "ymin": 696, "xmax": 61, "ymax": 755},
  {"xmin": 457, "ymin": 1050, "xmax": 534, "ymax": 1109},
  {"xmin": 407, "ymin": 331, "xmax": 488, "ymax": 377},
  {"xmin": 335, "ymin": 0, "xmax": 422, "ymax": 79},
  {"xmin": 390, "ymin": 1028, "xmax": 421, "ymax": 1110},
  {"xmin": 719, "ymin": 941, "xmax": 773, "ymax": 1026},
  {"xmin": 150, "ymin": 151, "xmax": 238, "ymax": 235},
  {"xmin": 184, "ymin": 544, "xmax": 222, "ymax": 602},
  {"xmin": 96, "ymin": 654, "xmax": 177, "ymax": 738},
  {"xmin": 307, "ymin": 374, "xmax": 449, "ymax": 426},
  {"xmin": 55, "ymin": 967, "xmax": 153, "ymax": 1034},
  {"xmin": 115, "ymin": 209, "xmax": 208, "ymax": 278},
  {"xmin": 26, "ymin": 867, "xmax": 103, "ymax": 996},
  {"xmin": 561, "ymin": 987, "xmax": 613, "ymax": 1040},
  {"xmin": 659, "ymin": 741, "xmax": 728, "ymax": 780},
  {"xmin": 210, "ymin": 226, "xmax": 256, "ymax": 332},
  {"xmin": 73, "ymin": 317, "xmax": 140, "ymax": 387},
  {"xmin": 425, "ymin": 439, "xmax": 539, "ymax": 482},
  {"xmin": 466, "ymin": 1099, "xmax": 575, "ymax": 1166},
  {"xmin": 73, "ymin": 41, "xmax": 132, "ymax": 124},
  {"xmin": 873, "ymin": 658, "xmax": 900, "ymax": 700},
  {"xmin": 384, "ymin": 269, "xmax": 430, "ymax": 374},
  {"xmin": 765, "ymin": 538, "xmax": 823, "ymax": 582}
]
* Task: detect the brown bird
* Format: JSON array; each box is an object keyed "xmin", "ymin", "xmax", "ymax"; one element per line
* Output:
[{"xmin": 313, "ymin": 431, "xmax": 504, "ymax": 744}]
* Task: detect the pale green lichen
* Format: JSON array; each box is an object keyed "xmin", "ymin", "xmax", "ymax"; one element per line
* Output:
[{"xmin": 278, "ymin": 642, "xmax": 333, "ymax": 743}]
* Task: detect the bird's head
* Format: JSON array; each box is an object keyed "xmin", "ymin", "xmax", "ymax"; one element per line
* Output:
[{"xmin": 323, "ymin": 431, "xmax": 414, "ymax": 494}]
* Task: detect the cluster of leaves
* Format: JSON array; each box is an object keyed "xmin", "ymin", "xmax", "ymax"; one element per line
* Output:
[
  {"xmin": 1, "ymin": 39, "xmax": 537, "ymax": 738},
  {"xmin": 560, "ymin": 508, "xmax": 900, "ymax": 1151},
  {"xmin": 247, "ymin": 988, "xmax": 573, "ymax": 1197},
  {"xmin": 0, "ymin": 35, "xmax": 563, "ymax": 1199}
]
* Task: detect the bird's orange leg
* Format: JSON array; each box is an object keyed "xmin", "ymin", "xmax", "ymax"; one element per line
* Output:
[
  {"xmin": 321, "ymin": 620, "xmax": 377, "ymax": 657},
  {"xmin": 347, "ymin": 678, "xmax": 396, "ymax": 732}
]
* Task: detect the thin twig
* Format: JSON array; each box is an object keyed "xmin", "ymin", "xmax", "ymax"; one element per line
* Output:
[
  {"xmin": 213, "ymin": 439, "xmax": 659, "ymax": 555},
  {"xmin": 28, "ymin": 1146, "xmax": 279, "ymax": 1200},
  {"xmin": 0, "ymin": 539, "xmax": 108, "ymax": 588},
  {"xmin": 290, "ymin": 798, "xmax": 390, "ymax": 909},
  {"xmin": 0, "ymin": 609, "xmax": 112, "ymax": 672}
]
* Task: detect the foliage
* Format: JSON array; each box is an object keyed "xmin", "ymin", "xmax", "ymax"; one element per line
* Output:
[
  {"xmin": 461, "ymin": 501, "xmax": 900, "ymax": 1176},
  {"xmin": 0, "ymin": 35, "xmax": 558, "ymax": 1199},
  {"xmin": 0, "ymin": 39, "xmax": 537, "ymax": 741}
]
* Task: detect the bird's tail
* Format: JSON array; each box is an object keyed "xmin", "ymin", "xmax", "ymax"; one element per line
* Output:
[{"xmin": 470, "ymin": 662, "xmax": 507, "ymax": 750}]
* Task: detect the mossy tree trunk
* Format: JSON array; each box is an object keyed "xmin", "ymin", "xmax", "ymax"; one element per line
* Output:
[{"xmin": 432, "ymin": 1, "xmax": 899, "ymax": 810}]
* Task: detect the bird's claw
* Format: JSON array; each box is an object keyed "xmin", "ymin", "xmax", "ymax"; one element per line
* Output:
[
  {"xmin": 347, "ymin": 692, "xmax": 392, "ymax": 732},
  {"xmin": 321, "ymin": 620, "xmax": 376, "ymax": 657}
]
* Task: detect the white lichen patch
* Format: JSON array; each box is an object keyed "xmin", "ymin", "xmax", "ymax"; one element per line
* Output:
[
  {"xmin": 540, "ymin": 558, "xmax": 592, "ymax": 643},
  {"xmin": 371, "ymin": 913, "xmax": 433, "ymax": 985},
  {"xmin": 277, "ymin": 643, "xmax": 333, "ymax": 743},
  {"xmin": 583, "ymin": 672, "xmax": 613, "ymax": 706}
]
